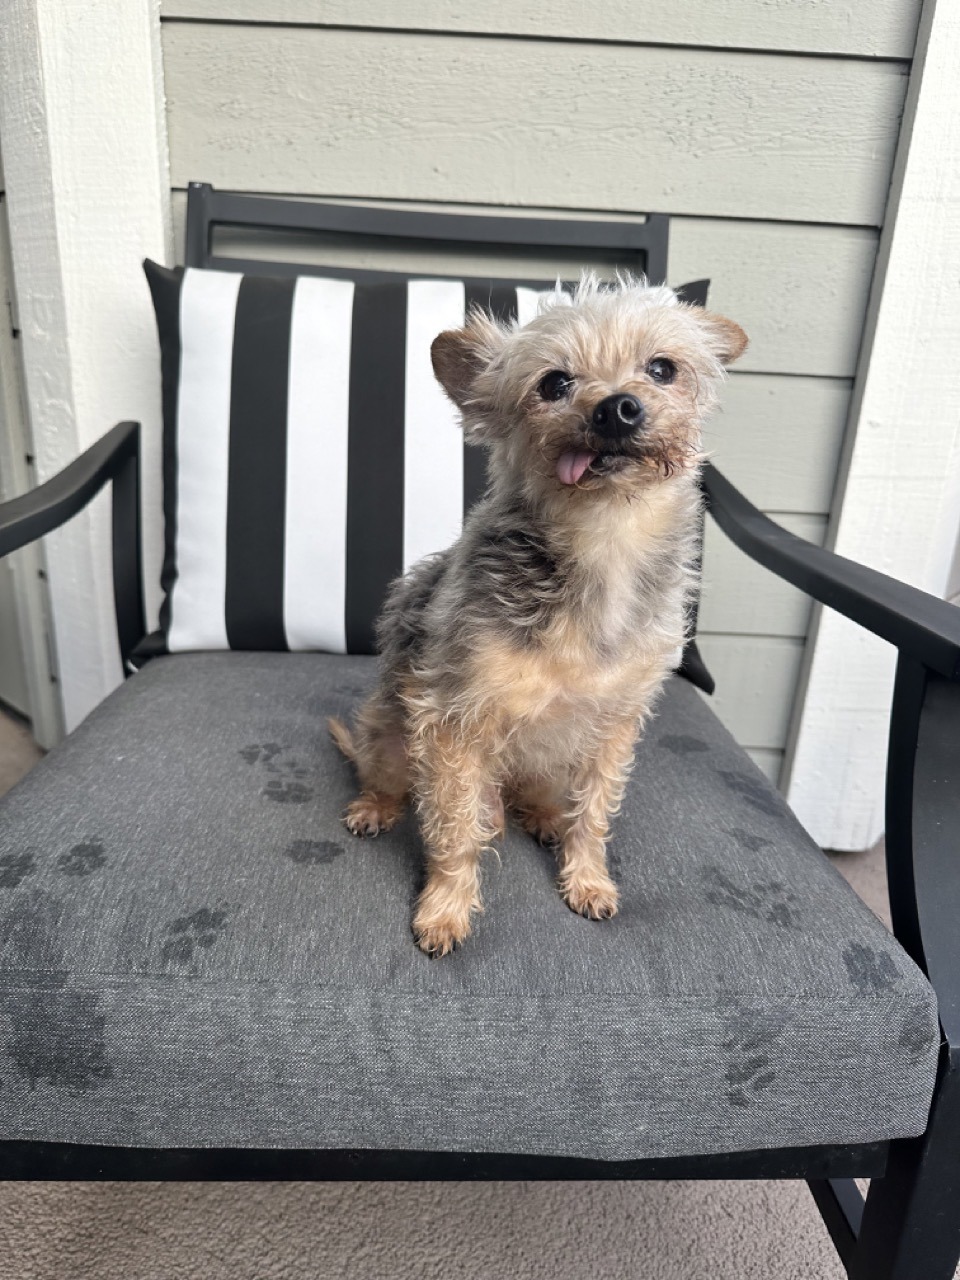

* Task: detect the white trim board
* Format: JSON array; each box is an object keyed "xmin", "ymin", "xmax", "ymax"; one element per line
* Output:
[
  {"xmin": 0, "ymin": 0, "xmax": 173, "ymax": 735},
  {"xmin": 0, "ymin": 189, "xmax": 62, "ymax": 748},
  {"xmin": 785, "ymin": 0, "xmax": 960, "ymax": 851}
]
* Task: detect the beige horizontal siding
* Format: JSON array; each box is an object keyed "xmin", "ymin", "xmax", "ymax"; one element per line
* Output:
[
  {"xmin": 160, "ymin": 1, "xmax": 921, "ymax": 60},
  {"xmin": 161, "ymin": 22, "xmax": 908, "ymax": 225},
  {"xmin": 699, "ymin": 514, "xmax": 826, "ymax": 636},
  {"xmin": 704, "ymin": 374, "xmax": 849, "ymax": 512},
  {"xmin": 697, "ymin": 636, "xmax": 805, "ymax": 749},
  {"xmin": 669, "ymin": 220, "xmax": 877, "ymax": 377}
]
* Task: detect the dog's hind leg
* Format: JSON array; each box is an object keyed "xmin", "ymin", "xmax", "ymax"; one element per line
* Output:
[
  {"xmin": 506, "ymin": 775, "xmax": 573, "ymax": 851},
  {"xmin": 329, "ymin": 695, "xmax": 410, "ymax": 837}
]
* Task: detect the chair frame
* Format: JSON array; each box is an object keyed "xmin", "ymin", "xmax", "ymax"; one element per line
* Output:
[{"xmin": 1, "ymin": 187, "xmax": 958, "ymax": 1280}]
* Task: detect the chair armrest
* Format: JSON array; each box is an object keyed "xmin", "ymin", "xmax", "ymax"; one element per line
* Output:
[
  {"xmin": 703, "ymin": 463, "xmax": 960, "ymax": 1044},
  {"xmin": 0, "ymin": 421, "xmax": 146, "ymax": 668},
  {"xmin": 702, "ymin": 462, "xmax": 960, "ymax": 680}
]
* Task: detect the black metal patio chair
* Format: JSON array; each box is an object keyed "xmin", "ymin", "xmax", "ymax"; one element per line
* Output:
[{"xmin": 0, "ymin": 184, "xmax": 957, "ymax": 1280}]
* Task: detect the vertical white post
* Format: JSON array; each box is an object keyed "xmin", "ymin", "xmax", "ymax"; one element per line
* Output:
[
  {"xmin": 785, "ymin": 0, "xmax": 960, "ymax": 850},
  {"xmin": 0, "ymin": 0, "xmax": 172, "ymax": 734}
]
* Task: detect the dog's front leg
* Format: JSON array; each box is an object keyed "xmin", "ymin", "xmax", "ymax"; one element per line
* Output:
[
  {"xmin": 410, "ymin": 721, "xmax": 501, "ymax": 956},
  {"xmin": 559, "ymin": 717, "xmax": 639, "ymax": 920}
]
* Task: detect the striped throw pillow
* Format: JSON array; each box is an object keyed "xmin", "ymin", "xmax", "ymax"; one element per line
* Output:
[{"xmin": 143, "ymin": 261, "xmax": 710, "ymax": 665}]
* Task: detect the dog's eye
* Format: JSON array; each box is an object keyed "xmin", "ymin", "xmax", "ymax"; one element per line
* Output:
[
  {"xmin": 538, "ymin": 370, "xmax": 575, "ymax": 402},
  {"xmin": 647, "ymin": 357, "xmax": 677, "ymax": 385}
]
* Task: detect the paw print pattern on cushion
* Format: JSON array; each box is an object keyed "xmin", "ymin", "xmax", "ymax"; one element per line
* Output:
[
  {"xmin": 239, "ymin": 742, "xmax": 282, "ymax": 766},
  {"xmin": 718, "ymin": 769, "xmax": 782, "ymax": 817},
  {"xmin": 843, "ymin": 942, "xmax": 899, "ymax": 995},
  {"xmin": 57, "ymin": 840, "xmax": 107, "ymax": 877},
  {"xmin": 285, "ymin": 838, "xmax": 345, "ymax": 866},
  {"xmin": 703, "ymin": 867, "xmax": 800, "ymax": 928},
  {"xmin": 723, "ymin": 827, "xmax": 773, "ymax": 854},
  {"xmin": 0, "ymin": 851, "xmax": 37, "ymax": 889},
  {"xmin": 239, "ymin": 743, "xmax": 315, "ymax": 805},
  {"xmin": 263, "ymin": 779, "xmax": 313, "ymax": 805},
  {"xmin": 160, "ymin": 907, "xmax": 229, "ymax": 967},
  {"xmin": 723, "ymin": 1023, "xmax": 779, "ymax": 1108},
  {"xmin": 720, "ymin": 1004, "xmax": 781, "ymax": 1109}
]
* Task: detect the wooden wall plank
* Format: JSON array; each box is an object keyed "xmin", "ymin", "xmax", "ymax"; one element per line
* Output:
[
  {"xmin": 160, "ymin": 1, "xmax": 922, "ymax": 61},
  {"xmin": 705, "ymin": 374, "xmax": 849, "ymax": 513},
  {"xmin": 699, "ymin": 514, "xmax": 826, "ymax": 636},
  {"xmin": 669, "ymin": 219, "xmax": 877, "ymax": 377},
  {"xmin": 168, "ymin": 191, "xmax": 878, "ymax": 378},
  {"xmin": 161, "ymin": 23, "xmax": 908, "ymax": 225},
  {"xmin": 0, "ymin": 558, "xmax": 30, "ymax": 715},
  {"xmin": 697, "ymin": 635, "xmax": 805, "ymax": 748}
]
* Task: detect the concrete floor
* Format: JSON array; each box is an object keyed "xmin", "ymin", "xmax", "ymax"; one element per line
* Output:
[{"xmin": 0, "ymin": 708, "xmax": 932, "ymax": 1280}]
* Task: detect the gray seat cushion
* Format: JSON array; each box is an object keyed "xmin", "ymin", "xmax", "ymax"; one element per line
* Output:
[{"xmin": 0, "ymin": 653, "xmax": 938, "ymax": 1161}]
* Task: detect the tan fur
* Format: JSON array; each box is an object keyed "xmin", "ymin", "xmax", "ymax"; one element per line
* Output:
[
  {"xmin": 327, "ymin": 716, "xmax": 355, "ymax": 761},
  {"xmin": 331, "ymin": 275, "xmax": 747, "ymax": 954}
]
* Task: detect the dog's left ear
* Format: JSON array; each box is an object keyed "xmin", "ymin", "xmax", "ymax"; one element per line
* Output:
[
  {"xmin": 696, "ymin": 311, "xmax": 749, "ymax": 366},
  {"xmin": 431, "ymin": 313, "xmax": 505, "ymax": 409}
]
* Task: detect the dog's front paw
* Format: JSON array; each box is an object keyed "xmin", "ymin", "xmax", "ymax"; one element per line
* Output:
[
  {"xmin": 412, "ymin": 890, "xmax": 475, "ymax": 957},
  {"xmin": 562, "ymin": 875, "xmax": 620, "ymax": 921},
  {"xmin": 343, "ymin": 794, "xmax": 404, "ymax": 837},
  {"xmin": 413, "ymin": 914, "xmax": 470, "ymax": 958}
]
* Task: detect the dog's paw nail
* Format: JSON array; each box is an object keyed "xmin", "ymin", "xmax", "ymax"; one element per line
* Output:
[
  {"xmin": 413, "ymin": 920, "xmax": 467, "ymax": 957},
  {"xmin": 564, "ymin": 880, "xmax": 619, "ymax": 921},
  {"xmin": 343, "ymin": 815, "xmax": 372, "ymax": 837},
  {"xmin": 343, "ymin": 796, "xmax": 405, "ymax": 838}
]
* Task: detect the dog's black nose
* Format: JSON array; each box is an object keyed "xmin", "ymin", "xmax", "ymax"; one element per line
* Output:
[{"xmin": 591, "ymin": 393, "xmax": 645, "ymax": 437}]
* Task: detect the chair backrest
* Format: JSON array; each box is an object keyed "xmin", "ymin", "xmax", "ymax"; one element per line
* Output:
[
  {"xmin": 169, "ymin": 184, "xmax": 711, "ymax": 689},
  {"xmin": 184, "ymin": 182, "xmax": 671, "ymax": 286}
]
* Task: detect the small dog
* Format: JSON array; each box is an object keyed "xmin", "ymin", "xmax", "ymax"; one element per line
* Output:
[{"xmin": 330, "ymin": 275, "xmax": 747, "ymax": 955}]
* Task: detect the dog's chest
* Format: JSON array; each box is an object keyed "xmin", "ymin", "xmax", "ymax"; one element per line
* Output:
[
  {"xmin": 470, "ymin": 631, "xmax": 660, "ymax": 727},
  {"xmin": 561, "ymin": 500, "xmax": 683, "ymax": 652},
  {"xmin": 578, "ymin": 551, "xmax": 644, "ymax": 652}
]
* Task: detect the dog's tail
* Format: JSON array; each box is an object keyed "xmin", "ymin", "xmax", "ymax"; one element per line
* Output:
[{"xmin": 327, "ymin": 716, "xmax": 356, "ymax": 762}]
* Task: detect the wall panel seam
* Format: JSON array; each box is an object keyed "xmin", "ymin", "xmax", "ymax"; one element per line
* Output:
[{"xmin": 158, "ymin": 15, "xmax": 914, "ymax": 68}]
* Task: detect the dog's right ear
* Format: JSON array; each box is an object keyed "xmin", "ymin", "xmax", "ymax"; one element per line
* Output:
[{"xmin": 431, "ymin": 313, "xmax": 505, "ymax": 410}]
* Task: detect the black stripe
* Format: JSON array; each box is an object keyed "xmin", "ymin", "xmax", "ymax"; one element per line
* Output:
[
  {"xmin": 144, "ymin": 260, "xmax": 185, "ymax": 645},
  {"xmin": 345, "ymin": 280, "xmax": 407, "ymax": 654},
  {"xmin": 224, "ymin": 275, "xmax": 295, "ymax": 650},
  {"xmin": 462, "ymin": 282, "xmax": 518, "ymax": 513}
]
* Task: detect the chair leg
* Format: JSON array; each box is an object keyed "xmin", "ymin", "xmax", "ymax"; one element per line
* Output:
[{"xmin": 849, "ymin": 1062, "xmax": 960, "ymax": 1280}]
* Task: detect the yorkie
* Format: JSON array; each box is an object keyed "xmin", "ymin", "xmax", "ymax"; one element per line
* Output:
[{"xmin": 330, "ymin": 275, "xmax": 747, "ymax": 955}]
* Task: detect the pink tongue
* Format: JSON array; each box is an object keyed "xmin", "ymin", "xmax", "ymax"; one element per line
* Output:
[{"xmin": 556, "ymin": 449, "xmax": 597, "ymax": 486}]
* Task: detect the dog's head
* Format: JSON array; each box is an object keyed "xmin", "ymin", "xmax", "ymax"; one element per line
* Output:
[{"xmin": 432, "ymin": 275, "xmax": 747, "ymax": 499}]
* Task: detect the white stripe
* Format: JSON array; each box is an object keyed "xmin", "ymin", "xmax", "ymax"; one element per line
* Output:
[
  {"xmin": 515, "ymin": 287, "xmax": 543, "ymax": 327},
  {"xmin": 516, "ymin": 286, "xmax": 569, "ymax": 327},
  {"xmin": 283, "ymin": 276, "xmax": 355, "ymax": 652},
  {"xmin": 167, "ymin": 269, "xmax": 242, "ymax": 651},
  {"xmin": 403, "ymin": 279, "xmax": 467, "ymax": 571}
]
